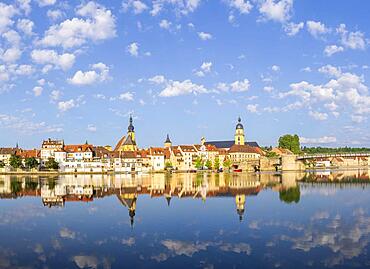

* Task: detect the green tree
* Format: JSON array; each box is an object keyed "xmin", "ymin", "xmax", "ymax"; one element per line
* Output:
[
  {"xmin": 265, "ymin": 151, "xmax": 279, "ymax": 158},
  {"xmin": 214, "ymin": 157, "xmax": 220, "ymax": 171},
  {"xmin": 9, "ymin": 155, "xmax": 22, "ymax": 169},
  {"xmin": 223, "ymin": 158, "xmax": 232, "ymax": 170},
  {"xmin": 279, "ymin": 186, "xmax": 300, "ymax": 204},
  {"xmin": 278, "ymin": 134, "xmax": 301, "ymax": 154},
  {"xmin": 25, "ymin": 157, "xmax": 39, "ymax": 169},
  {"xmin": 195, "ymin": 156, "xmax": 204, "ymax": 169},
  {"xmin": 45, "ymin": 158, "xmax": 59, "ymax": 170},
  {"xmin": 205, "ymin": 159, "xmax": 212, "ymax": 170},
  {"xmin": 0, "ymin": 161, "xmax": 5, "ymax": 168},
  {"xmin": 165, "ymin": 161, "xmax": 173, "ymax": 169}
]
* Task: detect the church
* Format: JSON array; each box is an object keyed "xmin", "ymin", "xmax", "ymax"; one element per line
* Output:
[
  {"xmin": 114, "ymin": 115, "xmax": 138, "ymax": 152},
  {"xmin": 204, "ymin": 117, "xmax": 260, "ymax": 150}
]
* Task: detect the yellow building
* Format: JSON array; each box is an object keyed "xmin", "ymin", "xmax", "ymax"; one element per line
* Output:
[
  {"xmin": 234, "ymin": 117, "xmax": 245, "ymax": 145},
  {"xmin": 114, "ymin": 115, "xmax": 138, "ymax": 152}
]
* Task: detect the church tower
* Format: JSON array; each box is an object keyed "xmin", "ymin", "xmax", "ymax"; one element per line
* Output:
[
  {"xmin": 164, "ymin": 134, "xmax": 172, "ymax": 148},
  {"xmin": 127, "ymin": 115, "xmax": 135, "ymax": 142},
  {"xmin": 234, "ymin": 117, "xmax": 245, "ymax": 145},
  {"xmin": 235, "ymin": 194, "xmax": 246, "ymax": 222}
]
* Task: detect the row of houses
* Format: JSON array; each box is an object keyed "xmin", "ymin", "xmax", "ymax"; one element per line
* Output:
[{"xmin": 0, "ymin": 117, "xmax": 266, "ymax": 173}]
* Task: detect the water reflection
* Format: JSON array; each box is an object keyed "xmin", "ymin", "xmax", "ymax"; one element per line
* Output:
[{"xmin": 0, "ymin": 169, "xmax": 369, "ymax": 268}]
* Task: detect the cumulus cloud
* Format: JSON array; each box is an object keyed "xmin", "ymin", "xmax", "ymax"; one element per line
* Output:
[
  {"xmin": 337, "ymin": 24, "xmax": 366, "ymax": 50},
  {"xmin": 159, "ymin": 79, "xmax": 208, "ymax": 97},
  {"xmin": 119, "ymin": 92, "xmax": 134, "ymax": 101},
  {"xmin": 246, "ymin": 104, "xmax": 258, "ymax": 113},
  {"xmin": 59, "ymin": 227, "xmax": 76, "ymax": 239},
  {"xmin": 32, "ymin": 86, "xmax": 43, "ymax": 97},
  {"xmin": 31, "ymin": 49, "xmax": 76, "ymax": 70},
  {"xmin": 127, "ymin": 42, "xmax": 139, "ymax": 57},
  {"xmin": 149, "ymin": 75, "xmax": 166, "ymax": 84},
  {"xmin": 0, "ymin": 113, "xmax": 63, "ymax": 134},
  {"xmin": 68, "ymin": 63, "xmax": 109, "ymax": 85},
  {"xmin": 227, "ymin": 0, "xmax": 253, "ymax": 14},
  {"xmin": 1, "ymin": 47, "xmax": 22, "ymax": 63},
  {"xmin": 259, "ymin": 0, "xmax": 293, "ymax": 22},
  {"xmin": 0, "ymin": 3, "xmax": 17, "ymax": 34},
  {"xmin": 73, "ymin": 256, "xmax": 98, "ymax": 269},
  {"xmin": 150, "ymin": 0, "xmax": 202, "ymax": 16},
  {"xmin": 87, "ymin": 124, "xmax": 97, "ymax": 132},
  {"xmin": 324, "ymin": 45, "xmax": 344, "ymax": 57},
  {"xmin": 283, "ymin": 21, "xmax": 304, "ymax": 36},
  {"xmin": 300, "ymin": 136, "xmax": 337, "ymax": 144},
  {"xmin": 47, "ymin": 9, "xmax": 64, "ymax": 21},
  {"xmin": 306, "ymin": 20, "xmax": 330, "ymax": 38},
  {"xmin": 309, "ymin": 110, "xmax": 328, "ymax": 121},
  {"xmin": 318, "ymin": 64, "xmax": 341, "ymax": 78},
  {"xmin": 37, "ymin": 0, "xmax": 56, "ymax": 7},
  {"xmin": 216, "ymin": 79, "xmax": 250, "ymax": 92},
  {"xmin": 195, "ymin": 61, "xmax": 212, "ymax": 77},
  {"xmin": 159, "ymin": 19, "xmax": 172, "ymax": 30},
  {"xmin": 39, "ymin": 1, "xmax": 116, "ymax": 49},
  {"xmin": 122, "ymin": 0, "xmax": 148, "ymax": 14},
  {"xmin": 58, "ymin": 99, "xmax": 76, "ymax": 112},
  {"xmin": 17, "ymin": 19, "xmax": 34, "ymax": 35},
  {"xmin": 198, "ymin": 31, "xmax": 212, "ymax": 40}
]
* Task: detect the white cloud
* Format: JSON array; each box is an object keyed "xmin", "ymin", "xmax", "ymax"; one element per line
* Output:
[
  {"xmin": 337, "ymin": 24, "xmax": 366, "ymax": 50},
  {"xmin": 73, "ymin": 256, "xmax": 98, "ymax": 269},
  {"xmin": 149, "ymin": 75, "xmax": 166, "ymax": 84},
  {"xmin": 17, "ymin": 19, "xmax": 34, "ymax": 35},
  {"xmin": 1, "ymin": 47, "xmax": 22, "ymax": 63},
  {"xmin": 47, "ymin": 9, "xmax": 64, "ymax": 21},
  {"xmin": 119, "ymin": 92, "xmax": 134, "ymax": 101},
  {"xmin": 201, "ymin": 62, "xmax": 212, "ymax": 72},
  {"xmin": 300, "ymin": 136, "xmax": 337, "ymax": 144},
  {"xmin": 3, "ymin": 29, "xmax": 21, "ymax": 46},
  {"xmin": 309, "ymin": 110, "xmax": 328, "ymax": 121},
  {"xmin": 150, "ymin": 0, "xmax": 202, "ymax": 16},
  {"xmin": 68, "ymin": 62, "xmax": 109, "ymax": 85},
  {"xmin": 159, "ymin": 79, "xmax": 208, "ymax": 97},
  {"xmin": 127, "ymin": 42, "xmax": 139, "ymax": 56},
  {"xmin": 0, "ymin": 113, "xmax": 63, "ymax": 134},
  {"xmin": 31, "ymin": 49, "xmax": 75, "ymax": 70},
  {"xmin": 283, "ymin": 22, "xmax": 304, "ymax": 36},
  {"xmin": 259, "ymin": 0, "xmax": 293, "ymax": 22},
  {"xmin": 263, "ymin": 86, "xmax": 274, "ymax": 92},
  {"xmin": 0, "ymin": 3, "xmax": 17, "ymax": 34},
  {"xmin": 17, "ymin": 0, "xmax": 32, "ymax": 15},
  {"xmin": 227, "ymin": 0, "xmax": 253, "ymax": 14},
  {"xmin": 15, "ymin": 64, "xmax": 34, "ymax": 75},
  {"xmin": 324, "ymin": 45, "xmax": 344, "ymax": 57},
  {"xmin": 198, "ymin": 32, "xmax": 212, "ymax": 40},
  {"xmin": 159, "ymin": 19, "xmax": 172, "ymax": 30},
  {"xmin": 50, "ymin": 90, "xmax": 61, "ymax": 101},
  {"xmin": 246, "ymin": 104, "xmax": 258, "ymax": 113},
  {"xmin": 230, "ymin": 79, "xmax": 250, "ymax": 92},
  {"xmin": 37, "ymin": 0, "xmax": 56, "ymax": 7},
  {"xmin": 271, "ymin": 65, "xmax": 280, "ymax": 72},
  {"xmin": 306, "ymin": 20, "xmax": 330, "ymax": 38},
  {"xmin": 87, "ymin": 124, "xmax": 97, "ymax": 132},
  {"xmin": 40, "ymin": 1, "xmax": 116, "ymax": 49},
  {"xmin": 318, "ymin": 65, "xmax": 342, "ymax": 78},
  {"xmin": 351, "ymin": 115, "xmax": 365, "ymax": 123},
  {"xmin": 32, "ymin": 86, "xmax": 43, "ymax": 97},
  {"xmin": 122, "ymin": 0, "xmax": 148, "ymax": 14},
  {"xmin": 58, "ymin": 99, "xmax": 76, "ymax": 112}
]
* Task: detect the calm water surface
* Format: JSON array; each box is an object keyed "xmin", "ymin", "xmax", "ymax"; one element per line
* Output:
[{"xmin": 0, "ymin": 169, "xmax": 370, "ymax": 268}]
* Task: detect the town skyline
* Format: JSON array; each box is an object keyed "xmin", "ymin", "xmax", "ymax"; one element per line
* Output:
[{"xmin": 0, "ymin": 1, "xmax": 369, "ymax": 148}]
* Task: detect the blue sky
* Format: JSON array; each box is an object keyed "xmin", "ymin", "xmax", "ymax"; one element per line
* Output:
[{"xmin": 0, "ymin": 0, "xmax": 369, "ymax": 149}]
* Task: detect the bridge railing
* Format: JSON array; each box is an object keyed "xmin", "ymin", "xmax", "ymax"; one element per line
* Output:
[{"xmin": 297, "ymin": 153, "xmax": 370, "ymax": 160}]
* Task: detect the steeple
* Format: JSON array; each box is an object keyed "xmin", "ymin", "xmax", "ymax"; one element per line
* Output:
[
  {"xmin": 128, "ymin": 114, "xmax": 134, "ymax": 132},
  {"xmin": 164, "ymin": 134, "xmax": 172, "ymax": 148},
  {"xmin": 234, "ymin": 117, "xmax": 245, "ymax": 145}
]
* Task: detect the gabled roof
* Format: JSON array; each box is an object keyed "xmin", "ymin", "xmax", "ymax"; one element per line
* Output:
[
  {"xmin": 178, "ymin": 145, "xmax": 197, "ymax": 152},
  {"xmin": 114, "ymin": 135, "xmax": 126, "ymax": 152},
  {"xmin": 149, "ymin": 147, "xmax": 165, "ymax": 156},
  {"xmin": 0, "ymin": 147, "xmax": 18, "ymax": 155},
  {"xmin": 64, "ymin": 144, "xmax": 93, "ymax": 153},
  {"xmin": 123, "ymin": 135, "xmax": 136, "ymax": 146},
  {"xmin": 17, "ymin": 149, "xmax": 40, "ymax": 158},
  {"xmin": 229, "ymin": 144, "xmax": 262, "ymax": 154}
]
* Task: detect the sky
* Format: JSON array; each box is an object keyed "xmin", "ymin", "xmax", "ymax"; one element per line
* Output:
[{"xmin": 0, "ymin": 0, "xmax": 369, "ymax": 149}]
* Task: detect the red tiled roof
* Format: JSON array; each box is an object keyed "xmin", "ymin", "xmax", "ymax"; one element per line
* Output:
[
  {"xmin": 64, "ymin": 144, "xmax": 93, "ymax": 153},
  {"xmin": 17, "ymin": 149, "xmax": 40, "ymax": 158},
  {"xmin": 229, "ymin": 144, "xmax": 262, "ymax": 154}
]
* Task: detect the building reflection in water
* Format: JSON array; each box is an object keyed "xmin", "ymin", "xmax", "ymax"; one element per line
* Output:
[{"xmin": 0, "ymin": 168, "xmax": 369, "ymax": 226}]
